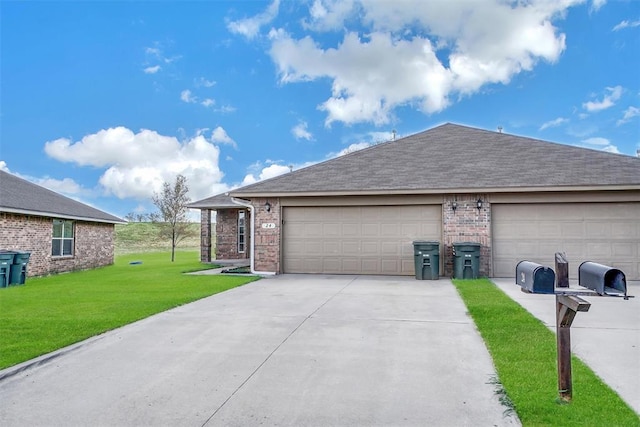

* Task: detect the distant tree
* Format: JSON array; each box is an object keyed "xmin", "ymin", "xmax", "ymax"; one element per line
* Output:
[
  {"xmin": 124, "ymin": 212, "xmax": 137, "ymax": 222},
  {"xmin": 151, "ymin": 174, "xmax": 195, "ymax": 262}
]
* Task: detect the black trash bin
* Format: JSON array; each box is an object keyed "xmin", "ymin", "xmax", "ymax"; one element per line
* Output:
[
  {"xmin": 453, "ymin": 242, "xmax": 481, "ymax": 279},
  {"xmin": 0, "ymin": 251, "xmax": 15, "ymax": 288},
  {"xmin": 9, "ymin": 251, "xmax": 30, "ymax": 285},
  {"xmin": 413, "ymin": 241, "xmax": 439, "ymax": 280}
]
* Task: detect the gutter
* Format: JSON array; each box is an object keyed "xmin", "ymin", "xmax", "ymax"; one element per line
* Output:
[{"xmin": 231, "ymin": 197, "xmax": 277, "ymax": 276}]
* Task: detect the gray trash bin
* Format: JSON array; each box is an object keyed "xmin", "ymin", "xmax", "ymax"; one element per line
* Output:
[
  {"xmin": 453, "ymin": 242, "xmax": 480, "ymax": 279},
  {"xmin": 9, "ymin": 251, "xmax": 30, "ymax": 285},
  {"xmin": 0, "ymin": 251, "xmax": 15, "ymax": 288},
  {"xmin": 413, "ymin": 241, "xmax": 439, "ymax": 280}
]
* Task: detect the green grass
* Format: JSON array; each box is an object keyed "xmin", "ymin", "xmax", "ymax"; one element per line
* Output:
[
  {"xmin": 0, "ymin": 251, "xmax": 258, "ymax": 370},
  {"xmin": 453, "ymin": 279, "xmax": 639, "ymax": 426}
]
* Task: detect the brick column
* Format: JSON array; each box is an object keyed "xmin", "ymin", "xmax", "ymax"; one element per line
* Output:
[
  {"xmin": 200, "ymin": 209, "xmax": 212, "ymax": 263},
  {"xmin": 442, "ymin": 194, "xmax": 491, "ymax": 277},
  {"xmin": 252, "ymin": 197, "xmax": 280, "ymax": 273}
]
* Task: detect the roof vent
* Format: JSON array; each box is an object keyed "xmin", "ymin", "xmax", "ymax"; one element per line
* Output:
[{"xmin": 497, "ymin": 126, "xmax": 503, "ymax": 133}]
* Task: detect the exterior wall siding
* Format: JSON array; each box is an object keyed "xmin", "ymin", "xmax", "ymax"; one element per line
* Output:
[
  {"xmin": 215, "ymin": 209, "xmax": 250, "ymax": 260},
  {"xmin": 442, "ymin": 194, "xmax": 491, "ymax": 277},
  {"xmin": 0, "ymin": 213, "xmax": 115, "ymax": 277}
]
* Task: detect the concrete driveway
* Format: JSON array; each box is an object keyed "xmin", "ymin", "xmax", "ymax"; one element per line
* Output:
[{"xmin": 0, "ymin": 275, "xmax": 519, "ymax": 426}]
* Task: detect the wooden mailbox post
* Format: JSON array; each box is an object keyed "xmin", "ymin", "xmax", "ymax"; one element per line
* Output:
[{"xmin": 555, "ymin": 294, "xmax": 590, "ymax": 402}]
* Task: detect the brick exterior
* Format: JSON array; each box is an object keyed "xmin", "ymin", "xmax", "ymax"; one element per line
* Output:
[
  {"xmin": 198, "ymin": 195, "xmax": 494, "ymax": 276},
  {"xmin": 252, "ymin": 198, "xmax": 280, "ymax": 272},
  {"xmin": 200, "ymin": 209, "xmax": 212, "ymax": 262},
  {"xmin": 443, "ymin": 194, "xmax": 491, "ymax": 277},
  {"xmin": 213, "ymin": 208, "xmax": 250, "ymax": 260},
  {"xmin": 0, "ymin": 213, "xmax": 115, "ymax": 277}
]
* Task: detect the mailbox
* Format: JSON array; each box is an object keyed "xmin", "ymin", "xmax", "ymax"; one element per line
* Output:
[
  {"xmin": 515, "ymin": 261, "xmax": 556, "ymax": 294},
  {"xmin": 578, "ymin": 262, "xmax": 626, "ymax": 297}
]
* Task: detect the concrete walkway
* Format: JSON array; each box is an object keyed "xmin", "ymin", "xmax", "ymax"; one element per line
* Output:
[
  {"xmin": 493, "ymin": 279, "xmax": 640, "ymax": 415},
  {"xmin": 0, "ymin": 275, "xmax": 519, "ymax": 426}
]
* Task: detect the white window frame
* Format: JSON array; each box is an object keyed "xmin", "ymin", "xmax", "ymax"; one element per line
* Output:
[
  {"xmin": 52, "ymin": 219, "xmax": 75, "ymax": 257},
  {"xmin": 238, "ymin": 210, "xmax": 246, "ymax": 253}
]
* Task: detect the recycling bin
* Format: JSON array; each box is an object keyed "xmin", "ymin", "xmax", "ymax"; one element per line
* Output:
[
  {"xmin": 0, "ymin": 251, "xmax": 15, "ymax": 288},
  {"xmin": 9, "ymin": 251, "xmax": 30, "ymax": 285},
  {"xmin": 413, "ymin": 241, "xmax": 439, "ymax": 280},
  {"xmin": 453, "ymin": 242, "xmax": 481, "ymax": 279}
]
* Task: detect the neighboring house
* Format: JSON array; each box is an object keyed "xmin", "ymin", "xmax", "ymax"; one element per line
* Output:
[
  {"xmin": 190, "ymin": 123, "xmax": 640, "ymax": 280},
  {"xmin": 0, "ymin": 170, "xmax": 125, "ymax": 277}
]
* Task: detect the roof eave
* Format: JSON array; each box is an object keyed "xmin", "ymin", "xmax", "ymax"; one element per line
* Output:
[
  {"xmin": 0, "ymin": 207, "xmax": 127, "ymax": 224},
  {"xmin": 230, "ymin": 184, "xmax": 640, "ymax": 198}
]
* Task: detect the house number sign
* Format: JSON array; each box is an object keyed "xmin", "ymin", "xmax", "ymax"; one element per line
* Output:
[{"xmin": 261, "ymin": 223, "xmax": 276, "ymax": 229}]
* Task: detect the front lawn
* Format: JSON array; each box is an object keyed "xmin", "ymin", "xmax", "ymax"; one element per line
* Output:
[
  {"xmin": 453, "ymin": 279, "xmax": 639, "ymax": 426},
  {"xmin": 0, "ymin": 251, "xmax": 258, "ymax": 370}
]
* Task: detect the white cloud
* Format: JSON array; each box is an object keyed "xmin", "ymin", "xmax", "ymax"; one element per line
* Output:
[
  {"xmin": 0, "ymin": 160, "xmax": 8, "ymax": 172},
  {"xmin": 215, "ymin": 105, "xmax": 237, "ymax": 114},
  {"xmin": 617, "ymin": 106, "xmax": 640, "ymax": 125},
  {"xmin": 227, "ymin": 0, "xmax": 280, "ymax": 39},
  {"xmin": 143, "ymin": 65, "xmax": 161, "ymax": 74},
  {"xmin": 334, "ymin": 142, "xmax": 370, "ymax": 157},
  {"xmin": 591, "ymin": 0, "xmax": 606, "ymax": 12},
  {"xmin": 201, "ymin": 98, "xmax": 215, "ymax": 107},
  {"xmin": 195, "ymin": 77, "xmax": 216, "ymax": 87},
  {"xmin": 291, "ymin": 121, "xmax": 313, "ymax": 140},
  {"xmin": 581, "ymin": 137, "xmax": 620, "ymax": 154},
  {"xmin": 181, "ymin": 89, "xmax": 197, "ymax": 103},
  {"xmin": 540, "ymin": 117, "xmax": 569, "ymax": 130},
  {"xmin": 612, "ymin": 20, "xmax": 640, "ymax": 31},
  {"xmin": 241, "ymin": 163, "xmax": 291, "ymax": 186},
  {"xmin": 582, "ymin": 86, "xmax": 623, "ymax": 112},
  {"xmin": 211, "ymin": 126, "xmax": 237, "ymax": 148},
  {"xmin": 267, "ymin": 0, "xmax": 576, "ymax": 126},
  {"xmin": 44, "ymin": 127, "xmax": 228, "ymax": 201}
]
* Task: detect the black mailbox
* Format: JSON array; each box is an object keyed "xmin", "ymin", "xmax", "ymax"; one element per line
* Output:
[
  {"xmin": 516, "ymin": 261, "xmax": 556, "ymax": 294},
  {"xmin": 578, "ymin": 262, "xmax": 626, "ymax": 297}
]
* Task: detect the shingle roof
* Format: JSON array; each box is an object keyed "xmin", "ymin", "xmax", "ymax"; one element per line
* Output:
[
  {"xmin": 0, "ymin": 170, "xmax": 125, "ymax": 223},
  {"xmin": 231, "ymin": 123, "xmax": 640, "ymax": 196},
  {"xmin": 187, "ymin": 192, "xmax": 243, "ymax": 209}
]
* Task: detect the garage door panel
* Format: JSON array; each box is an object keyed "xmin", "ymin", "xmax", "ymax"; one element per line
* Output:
[
  {"xmin": 284, "ymin": 205, "xmax": 441, "ymax": 275},
  {"xmin": 493, "ymin": 203, "xmax": 640, "ymax": 280}
]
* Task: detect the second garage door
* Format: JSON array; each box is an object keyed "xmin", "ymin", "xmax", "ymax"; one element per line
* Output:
[
  {"xmin": 283, "ymin": 205, "xmax": 441, "ymax": 275},
  {"xmin": 493, "ymin": 202, "xmax": 640, "ymax": 280}
]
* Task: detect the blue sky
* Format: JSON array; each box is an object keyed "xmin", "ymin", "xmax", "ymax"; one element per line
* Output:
[{"xmin": 1, "ymin": 0, "xmax": 639, "ymax": 219}]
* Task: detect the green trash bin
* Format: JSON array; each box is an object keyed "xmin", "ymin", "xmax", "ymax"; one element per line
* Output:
[
  {"xmin": 9, "ymin": 251, "xmax": 30, "ymax": 285},
  {"xmin": 413, "ymin": 241, "xmax": 440, "ymax": 280},
  {"xmin": 453, "ymin": 242, "xmax": 480, "ymax": 279},
  {"xmin": 0, "ymin": 251, "xmax": 15, "ymax": 288}
]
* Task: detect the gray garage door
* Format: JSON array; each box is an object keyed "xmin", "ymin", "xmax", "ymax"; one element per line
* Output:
[
  {"xmin": 492, "ymin": 203, "xmax": 640, "ymax": 280},
  {"xmin": 283, "ymin": 205, "xmax": 442, "ymax": 275}
]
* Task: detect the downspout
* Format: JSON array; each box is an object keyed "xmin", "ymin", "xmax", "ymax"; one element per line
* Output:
[{"xmin": 231, "ymin": 197, "xmax": 277, "ymax": 276}]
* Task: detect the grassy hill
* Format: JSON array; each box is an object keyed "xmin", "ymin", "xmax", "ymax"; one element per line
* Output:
[{"xmin": 115, "ymin": 222, "xmax": 201, "ymax": 255}]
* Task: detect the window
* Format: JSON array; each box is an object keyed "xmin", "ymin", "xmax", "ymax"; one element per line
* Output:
[
  {"xmin": 52, "ymin": 219, "xmax": 74, "ymax": 256},
  {"xmin": 238, "ymin": 210, "xmax": 246, "ymax": 253}
]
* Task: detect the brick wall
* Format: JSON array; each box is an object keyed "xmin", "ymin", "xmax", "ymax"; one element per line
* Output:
[
  {"xmin": 214, "ymin": 208, "xmax": 250, "ymax": 260},
  {"xmin": 442, "ymin": 194, "xmax": 491, "ymax": 277},
  {"xmin": 252, "ymin": 197, "xmax": 280, "ymax": 273},
  {"xmin": 200, "ymin": 209, "xmax": 212, "ymax": 262},
  {"xmin": 0, "ymin": 213, "xmax": 115, "ymax": 277}
]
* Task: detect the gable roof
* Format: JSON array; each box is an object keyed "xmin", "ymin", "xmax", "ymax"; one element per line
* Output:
[
  {"xmin": 187, "ymin": 192, "xmax": 244, "ymax": 209},
  {"xmin": 0, "ymin": 171, "xmax": 125, "ymax": 224},
  {"xmin": 231, "ymin": 123, "xmax": 640, "ymax": 197}
]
